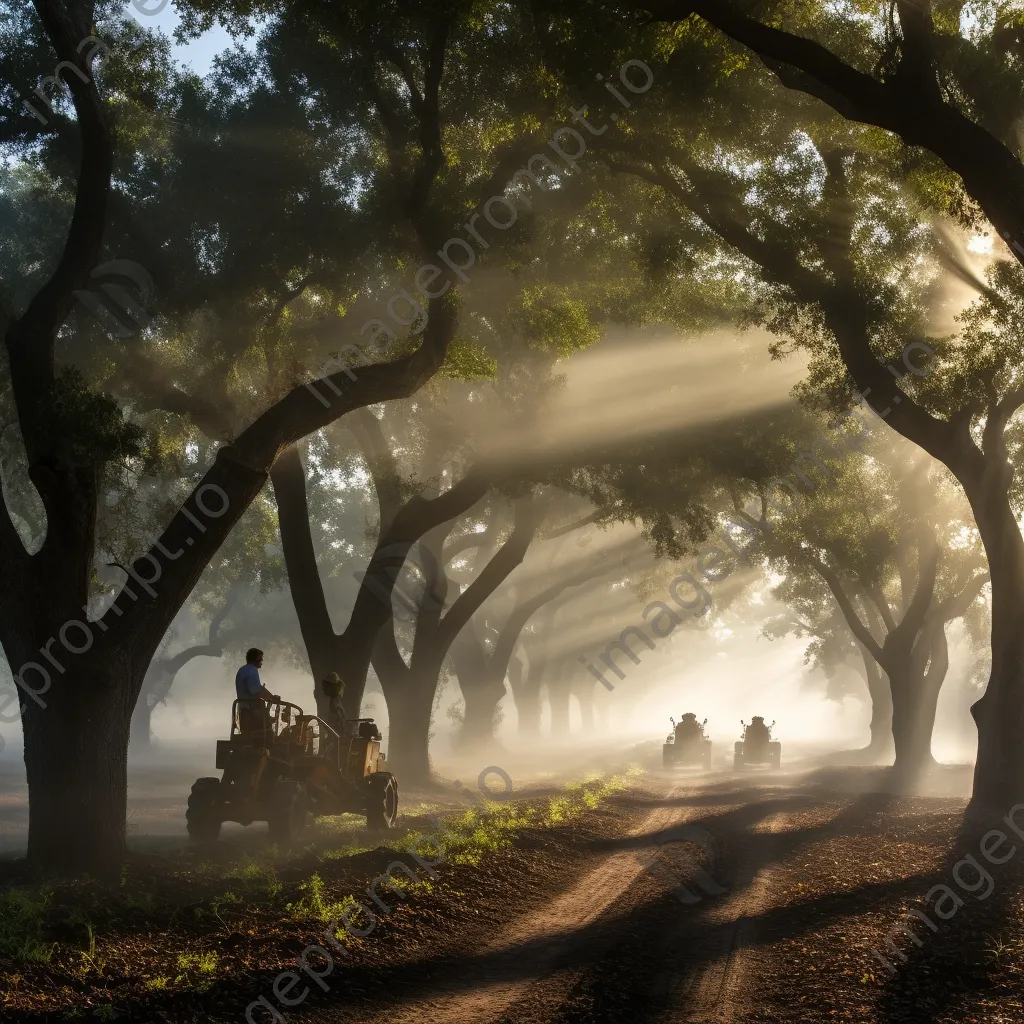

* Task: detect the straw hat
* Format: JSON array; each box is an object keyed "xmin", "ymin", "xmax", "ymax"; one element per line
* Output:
[{"xmin": 322, "ymin": 671, "xmax": 345, "ymax": 696}]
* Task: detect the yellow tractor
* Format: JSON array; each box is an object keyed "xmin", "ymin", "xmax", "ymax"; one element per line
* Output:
[
  {"xmin": 734, "ymin": 717, "xmax": 781, "ymax": 770},
  {"xmin": 663, "ymin": 713, "xmax": 713, "ymax": 769},
  {"xmin": 186, "ymin": 675, "xmax": 397, "ymax": 842}
]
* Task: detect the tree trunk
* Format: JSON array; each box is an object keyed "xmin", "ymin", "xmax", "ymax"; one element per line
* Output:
[
  {"xmin": 968, "ymin": 498, "xmax": 1024, "ymax": 813},
  {"xmin": 515, "ymin": 685, "xmax": 542, "ymax": 735},
  {"xmin": 509, "ymin": 653, "xmax": 542, "ymax": 736},
  {"xmin": 887, "ymin": 624, "xmax": 949, "ymax": 783},
  {"xmin": 129, "ymin": 696, "xmax": 155, "ymax": 750},
  {"xmin": 548, "ymin": 675, "xmax": 570, "ymax": 736},
  {"xmin": 575, "ymin": 687, "xmax": 594, "ymax": 732},
  {"xmin": 451, "ymin": 627, "xmax": 506, "ymax": 751},
  {"xmin": 379, "ymin": 674, "xmax": 436, "ymax": 784},
  {"xmin": 861, "ymin": 646, "xmax": 894, "ymax": 760},
  {"xmin": 21, "ymin": 654, "xmax": 134, "ymax": 875},
  {"xmin": 460, "ymin": 673, "xmax": 507, "ymax": 748}
]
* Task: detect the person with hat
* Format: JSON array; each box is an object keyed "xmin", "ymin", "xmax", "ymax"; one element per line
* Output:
[{"xmin": 322, "ymin": 671, "xmax": 346, "ymax": 728}]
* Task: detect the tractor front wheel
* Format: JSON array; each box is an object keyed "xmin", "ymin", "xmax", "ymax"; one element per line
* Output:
[
  {"xmin": 366, "ymin": 772, "xmax": 398, "ymax": 830},
  {"xmin": 733, "ymin": 741, "xmax": 745, "ymax": 771},
  {"xmin": 703, "ymin": 742, "xmax": 713, "ymax": 770},
  {"xmin": 769, "ymin": 742, "xmax": 782, "ymax": 770},
  {"xmin": 268, "ymin": 779, "xmax": 309, "ymax": 843},
  {"xmin": 186, "ymin": 778, "xmax": 222, "ymax": 842}
]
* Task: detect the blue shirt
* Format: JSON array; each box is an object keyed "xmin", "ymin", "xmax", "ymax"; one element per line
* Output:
[{"xmin": 235, "ymin": 664, "xmax": 262, "ymax": 701}]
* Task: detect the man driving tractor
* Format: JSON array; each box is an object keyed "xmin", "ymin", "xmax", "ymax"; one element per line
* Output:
[{"xmin": 235, "ymin": 648, "xmax": 281, "ymax": 737}]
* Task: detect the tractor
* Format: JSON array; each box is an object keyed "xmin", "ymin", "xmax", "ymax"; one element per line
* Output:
[
  {"xmin": 186, "ymin": 674, "xmax": 397, "ymax": 842},
  {"xmin": 663, "ymin": 713, "xmax": 713, "ymax": 769},
  {"xmin": 734, "ymin": 717, "xmax": 781, "ymax": 770}
]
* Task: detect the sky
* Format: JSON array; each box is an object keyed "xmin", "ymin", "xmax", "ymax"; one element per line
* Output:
[{"xmin": 124, "ymin": 0, "xmax": 257, "ymax": 78}]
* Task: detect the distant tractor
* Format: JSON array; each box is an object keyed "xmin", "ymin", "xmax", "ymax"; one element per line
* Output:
[
  {"xmin": 734, "ymin": 717, "xmax": 781, "ymax": 770},
  {"xmin": 186, "ymin": 674, "xmax": 397, "ymax": 842},
  {"xmin": 663, "ymin": 713, "xmax": 713, "ymax": 769}
]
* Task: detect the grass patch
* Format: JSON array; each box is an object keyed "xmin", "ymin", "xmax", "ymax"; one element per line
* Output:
[
  {"xmin": 399, "ymin": 765, "xmax": 641, "ymax": 867},
  {"xmin": 175, "ymin": 951, "xmax": 219, "ymax": 991},
  {"xmin": 0, "ymin": 887, "xmax": 57, "ymax": 963},
  {"xmin": 223, "ymin": 855, "xmax": 282, "ymax": 899}
]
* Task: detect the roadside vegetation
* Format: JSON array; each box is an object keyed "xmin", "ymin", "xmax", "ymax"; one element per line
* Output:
[{"xmin": 0, "ymin": 770, "xmax": 638, "ymax": 1020}]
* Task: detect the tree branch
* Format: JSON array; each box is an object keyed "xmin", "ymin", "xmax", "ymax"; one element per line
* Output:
[
  {"xmin": 627, "ymin": 0, "xmax": 1024, "ymax": 264},
  {"xmin": 806, "ymin": 552, "xmax": 884, "ymax": 662},
  {"xmin": 435, "ymin": 496, "xmax": 540, "ymax": 653}
]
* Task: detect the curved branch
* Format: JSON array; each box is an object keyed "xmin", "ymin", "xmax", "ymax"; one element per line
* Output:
[
  {"xmin": 806, "ymin": 553, "xmax": 884, "ymax": 662},
  {"xmin": 9, "ymin": 3, "xmax": 112, "ymax": 415},
  {"xmin": 627, "ymin": 0, "xmax": 1024, "ymax": 264},
  {"xmin": 435, "ymin": 497, "xmax": 540, "ymax": 653},
  {"xmin": 270, "ymin": 443, "xmax": 336, "ymax": 652}
]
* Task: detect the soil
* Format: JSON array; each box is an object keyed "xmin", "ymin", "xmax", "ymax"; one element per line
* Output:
[{"xmin": 1, "ymin": 753, "xmax": 1023, "ymax": 1023}]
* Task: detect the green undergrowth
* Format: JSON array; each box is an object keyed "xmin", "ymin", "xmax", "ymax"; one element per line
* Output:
[
  {"xmin": 0, "ymin": 887, "xmax": 57, "ymax": 963},
  {"xmin": 0, "ymin": 767, "xmax": 640, "ymax": 983},
  {"xmin": 398, "ymin": 765, "xmax": 641, "ymax": 867}
]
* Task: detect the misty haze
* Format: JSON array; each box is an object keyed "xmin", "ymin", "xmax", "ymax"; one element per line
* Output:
[{"xmin": 1, "ymin": 3, "xmax": 1023, "ymax": 1023}]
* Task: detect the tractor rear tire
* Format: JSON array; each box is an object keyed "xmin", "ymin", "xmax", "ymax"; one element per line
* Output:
[
  {"xmin": 186, "ymin": 778, "xmax": 222, "ymax": 842},
  {"xmin": 268, "ymin": 779, "xmax": 309, "ymax": 844},
  {"xmin": 366, "ymin": 772, "xmax": 398, "ymax": 830}
]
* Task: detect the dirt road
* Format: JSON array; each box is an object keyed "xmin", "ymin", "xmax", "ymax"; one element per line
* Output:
[
  {"xmin": 4, "ymin": 756, "xmax": 1019, "ymax": 1023},
  {"xmin": 301, "ymin": 766, "xmax": 907, "ymax": 1024}
]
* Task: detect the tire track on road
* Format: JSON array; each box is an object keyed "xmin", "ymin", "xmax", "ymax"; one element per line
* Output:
[{"xmin": 357, "ymin": 781, "xmax": 700, "ymax": 1024}]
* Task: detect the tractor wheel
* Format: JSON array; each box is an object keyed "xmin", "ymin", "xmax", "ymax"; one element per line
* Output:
[
  {"xmin": 663, "ymin": 744, "xmax": 675, "ymax": 769},
  {"xmin": 769, "ymin": 742, "xmax": 782, "ymax": 770},
  {"xmin": 703, "ymin": 742, "xmax": 713, "ymax": 770},
  {"xmin": 366, "ymin": 772, "xmax": 398, "ymax": 830},
  {"xmin": 733, "ymin": 742, "xmax": 745, "ymax": 771},
  {"xmin": 186, "ymin": 778, "xmax": 222, "ymax": 842},
  {"xmin": 268, "ymin": 779, "xmax": 309, "ymax": 843}
]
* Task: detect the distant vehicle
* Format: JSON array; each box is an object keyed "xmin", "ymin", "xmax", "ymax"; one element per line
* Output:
[
  {"xmin": 663, "ymin": 713, "xmax": 713, "ymax": 769},
  {"xmin": 734, "ymin": 717, "xmax": 781, "ymax": 770}
]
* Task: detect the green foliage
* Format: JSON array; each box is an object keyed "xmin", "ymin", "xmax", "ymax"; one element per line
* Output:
[
  {"xmin": 224, "ymin": 855, "xmax": 282, "ymax": 899},
  {"xmin": 516, "ymin": 286, "xmax": 602, "ymax": 357},
  {"xmin": 400, "ymin": 766, "xmax": 640, "ymax": 866},
  {"xmin": 286, "ymin": 873, "xmax": 365, "ymax": 942},
  {"xmin": 39, "ymin": 368, "xmax": 145, "ymax": 467},
  {"xmin": 0, "ymin": 888, "xmax": 56, "ymax": 963},
  {"xmin": 174, "ymin": 951, "xmax": 219, "ymax": 991}
]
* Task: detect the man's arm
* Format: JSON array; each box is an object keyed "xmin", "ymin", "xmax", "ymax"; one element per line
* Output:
[{"xmin": 258, "ymin": 683, "xmax": 280, "ymax": 702}]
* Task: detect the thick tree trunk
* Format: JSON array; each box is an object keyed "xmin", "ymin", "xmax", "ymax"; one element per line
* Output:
[
  {"xmin": 968, "ymin": 499, "xmax": 1024, "ymax": 813},
  {"xmin": 451, "ymin": 628, "xmax": 505, "ymax": 750},
  {"xmin": 889, "ymin": 673, "xmax": 938, "ymax": 781},
  {"xmin": 130, "ymin": 696, "xmax": 155, "ymax": 750},
  {"xmin": 379, "ymin": 674, "xmax": 436, "ymax": 784},
  {"xmin": 21, "ymin": 653, "xmax": 135, "ymax": 875},
  {"xmin": 887, "ymin": 625, "xmax": 948, "ymax": 783},
  {"xmin": 509, "ymin": 654, "xmax": 542, "ymax": 736},
  {"xmin": 460, "ymin": 674, "xmax": 507, "ymax": 748}
]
